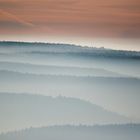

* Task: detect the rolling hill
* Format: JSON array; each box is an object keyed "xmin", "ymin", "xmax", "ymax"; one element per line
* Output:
[
  {"xmin": 0, "ymin": 93, "xmax": 130, "ymax": 132},
  {"xmin": 0, "ymin": 124, "xmax": 140, "ymax": 140}
]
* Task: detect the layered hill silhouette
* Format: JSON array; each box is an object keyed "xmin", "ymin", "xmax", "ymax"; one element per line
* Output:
[
  {"xmin": 0, "ymin": 93, "xmax": 130, "ymax": 132},
  {"xmin": 0, "ymin": 61, "xmax": 124, "ymax": 77},
  {"xmin": 0, "ymin": 70, "xmax": 139, "ymax": 92},
  {"xmin": 0, "ymin": 41, "xmax": 140, "ymax": 59},
  {"xmin": 0, "ymin": 124, "xmax": 140, "ymax": 140},
  {"xmin": 0, "ymin": 70, "xmax": 140, "ymax": 119},
  {"xmin": 0, "ymin": 41, "xmax": 140, "ymax": 77},
  {"xmin": 0, "ymin": 41, "xmax": 140, "ymax": 134}
]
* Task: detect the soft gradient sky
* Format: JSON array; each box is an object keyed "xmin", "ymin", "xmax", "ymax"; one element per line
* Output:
[{"xmin": 0, "ymin": 0, "xmax": 140, "ymax": 50}]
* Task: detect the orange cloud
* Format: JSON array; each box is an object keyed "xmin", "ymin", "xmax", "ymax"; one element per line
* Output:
[
  {"xmin": 0, "ymin": 0, "xmax": 140, "ymax": 38},
  {"xmin": 0, "ymin": 9, "xmax": 34, "ymax": 27}
]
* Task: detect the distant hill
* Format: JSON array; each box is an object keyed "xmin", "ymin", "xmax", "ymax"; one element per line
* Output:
[
  {"xmin": 0, "ymin": 41, "xmax": 140, "ymax": 133},
  {"xmin": 0, "ymin": 61, "xmax": 124, "ymax": 77},
  {"xmin": 0, "ymin": 69, "xmax": 139, "ymax": 97},
  {"xmin": 0, "ymin": 93, "xmax": 130, "ymax": 132},
  {"xmin": 0, "ymin": 41, "xmax": 140, "ymax": 77},
  {"xmin": 0, "ymin": 124, "xmax": 140, "ymax": 140},
  {"xmin": 0, "ymin": 41, "xmax": 140, "ymax": 59},
  {"xmin": 0, "ymin": 70, "xmax": 140, "ymax": 120}
]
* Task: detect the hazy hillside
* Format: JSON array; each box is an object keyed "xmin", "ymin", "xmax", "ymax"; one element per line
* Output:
[
  {"xmin": 0, "ymin": 61, "xmax": 124, "ymax": 77},
  {"xmin": 0, "ymin": 41, "xmax": 140, "ymax": 77},
  {"xmin": 0, "ymin": 124, "xmax": 140, "ymax": 140},
  {"xmin": 0, "ymin": 93, "xmax": 130, "ymax": 132},
  {"xmin": 0, "ymin": 41, "xmax": 140, "ymax": 134},
  {"xmin": 0, "ymin": 41, "xmax": 140, "ymax": 59},
  {"xmin": 0, "ymin": 70, "xmax": 139, "ymax": 119}
]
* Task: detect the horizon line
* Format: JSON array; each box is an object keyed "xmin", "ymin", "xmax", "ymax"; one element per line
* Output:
[{"xmin": 0, "ymin": 40, "xmax": 139, "ymax": 52}]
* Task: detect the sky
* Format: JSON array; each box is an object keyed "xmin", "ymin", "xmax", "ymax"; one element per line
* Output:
[{"xmin": 0, "ymin": 0, "xmax": 140, "ymax": 50}]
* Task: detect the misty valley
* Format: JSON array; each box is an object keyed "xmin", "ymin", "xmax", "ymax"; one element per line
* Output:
[{"xmin": 0, "ymin": 41, "xmax": 140, "ymax": 140}]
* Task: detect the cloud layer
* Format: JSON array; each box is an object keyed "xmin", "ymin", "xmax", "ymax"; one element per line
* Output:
[{"xmin": 0, "ymin": 0, "xmax": 140, "ymax": 38}]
